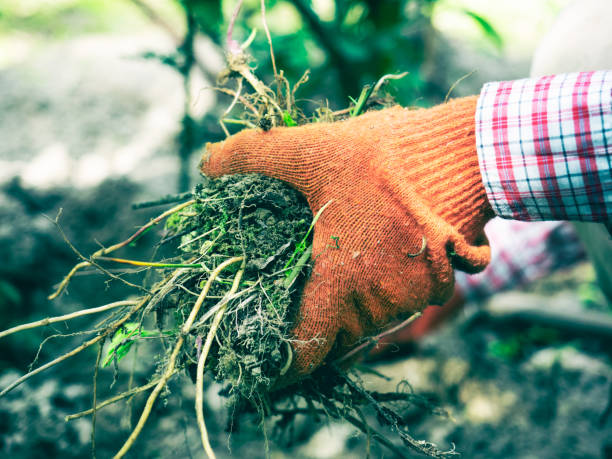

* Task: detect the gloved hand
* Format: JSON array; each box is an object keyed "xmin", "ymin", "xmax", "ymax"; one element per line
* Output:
[{"xmin": 200, "ymin": 96, "xmax": 494, "ymax": 380}]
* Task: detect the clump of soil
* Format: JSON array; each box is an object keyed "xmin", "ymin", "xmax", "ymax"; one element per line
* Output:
[{"xmin": 161, "ymin": 174, "xmax": 312, "ymax": 400}]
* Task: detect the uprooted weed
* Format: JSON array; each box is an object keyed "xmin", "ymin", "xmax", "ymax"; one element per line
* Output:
[
  {"xmin": 0, "ymin": 171, "xmax": 455, "ymax": 458},
  {"xmin": 0, "ymin": 4, "xmax": 457, "ymax": 457},
  {"xmin": 164, "ymin": 174, "xmax": 312, "ymax": 400}
]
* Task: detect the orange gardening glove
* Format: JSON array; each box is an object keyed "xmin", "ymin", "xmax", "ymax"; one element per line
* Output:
[{"xmin": 200, "ymin": 96, "xmax": 494, "ymax": 380}]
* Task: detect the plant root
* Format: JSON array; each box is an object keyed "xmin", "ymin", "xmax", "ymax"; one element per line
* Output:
[
  {"xmin": 196, "ymin": 264, "xmax": 245, "ymax": 459},
  {"xmin": 65, "ymin": 372, "xmax": 178, "ymax": 421},
  {"xmin": 0, "ymin": 300, "xmax": 137, "ymax": 340},
  {"xmin": 113, "ymin": 256, "xmax": 243, "ymax": 459},
  {"xmin": 0, "ymin": 296, "xmax": 150, "ymax": 398},
  {"xmin": 48, "ymin": 200, "xmax": 195, "ymax": 300},
  {"xmin": 335, "ymin": 311, "xmax": 422, "ymax": 365},
  {"xmin": 29, "ymin": 9, "xmax": 452, "ymax": 457}
]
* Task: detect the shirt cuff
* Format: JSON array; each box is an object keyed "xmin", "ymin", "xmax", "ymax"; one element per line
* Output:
[{"xmin": 475, "ymin": 71, "xmax": 612, "ymax": 222}]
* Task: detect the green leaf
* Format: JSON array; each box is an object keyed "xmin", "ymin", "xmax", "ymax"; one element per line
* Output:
[
  {"xmin": 283, "ymin": 111, "xmax": 298, "ymax": 127},
  {"xmin": 103, "ymin": 323, "xmax": 139, "ymax": 367},
  {"xmin": 463, "ymin": 10, "xmax": 503, "ymax": 50},
  {"xmin": 350, "ymin": 84, "xmax": 374, "ymax": 117},
  {"xmin": 284, "ymin": 245, "xmax": 312, "ymax": 289},
  {"xmin": 283, "ymin": 200, "xmax": 333, "ymax": 275},
  {"xmin": 102, "ymin": 324, "xmax": 166, "ymax": 367}
]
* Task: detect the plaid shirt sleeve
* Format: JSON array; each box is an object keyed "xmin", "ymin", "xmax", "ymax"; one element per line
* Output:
[{"xmin": 475, "ymin": 70, "xmax": 612, "ymax": 222}]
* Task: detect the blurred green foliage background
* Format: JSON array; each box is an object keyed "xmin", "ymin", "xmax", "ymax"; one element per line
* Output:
[
  {"xmin": 0, "ymin": 0, "xmax": 569, "ymax": 103},
  {"xmin": 0, "ymin": 0, "xmax": 569, "ymax": 190}
]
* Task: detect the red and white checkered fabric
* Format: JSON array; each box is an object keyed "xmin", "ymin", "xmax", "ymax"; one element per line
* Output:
[{"xmin": 475, "ymin": 71, "xmax": 612, "ymax": 222}]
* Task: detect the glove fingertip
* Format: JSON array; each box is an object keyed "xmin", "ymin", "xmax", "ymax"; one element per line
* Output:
[
  {"xmin": 199, "ymin": 141, "xmax": 229, "ymax": 177},
  {"xmin": 287, "ymin": 294, "xmax": 340, "ymax": 376}
]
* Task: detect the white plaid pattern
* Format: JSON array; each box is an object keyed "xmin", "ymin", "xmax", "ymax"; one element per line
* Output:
[{"xmin": 475, "ymin": 71, "xmax": 612, "ymax": 222}]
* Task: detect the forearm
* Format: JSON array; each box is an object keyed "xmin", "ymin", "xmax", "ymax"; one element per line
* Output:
[{"xmin": 475, "ymin": 70, "xmax": 612, "ymax": 222}]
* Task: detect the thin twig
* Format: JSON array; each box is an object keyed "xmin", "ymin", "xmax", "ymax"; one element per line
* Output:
[
  {"xmin": 49, "ymin": 200, "xmax": 195, "ymax": 299},
  {"xmin": 343, "ymin": 412, "xmax": 408, "ymax": 459},
  {"xmin": 220, "ymin": 118, "xmax": 258, "ymax": 129},
  {"xmin": 50, "ymin": 213, "xmax": 148, "ymax": 297},
  {"xmin": 260, "ymin": 0, "xmax": 277, "ymax": 78},
  {"xmin": 224, "ymin": 76, "xmax": 244, "ymax": 118},
  {"xmin": 0, "ymin": 297, "xmax": 149, "ymax": 398},
  {"xmin": 224, "ymin": 3, "xmax": 283, "ymax": 121},
  {"xmin": 444, "ymin": 70, "xmax": 476, "ymax": 103},
  {"xmin": 205, "ymin": 86, "xmax": 259, "ymax": 115},
  {"xmin": 113, "ymin": 335, "xmax": 184, "ymax": 458},
  {"xmin": 65, "ymin": 373, "xmax": 177, "ymax": 421},
  {"xmin": 342, "ymin": 374, "xmax": 454, "ymax": 457},
  {"xmin": 220, "ymin": 78, "xmax": 244, "ymax": 137},
  {"xmin": 335, "ymin": 312, "xmax": 422, "ymax": 365},
  {"xmin": 93, "ymin": 199, "xmax": 196, "ymax": 256},
  {"xmin": 372, "ymin": 71, "xmax": 409, "ymax": 96},
  {"xmin": 0, "ymin": 300, "xmax": 137, "ymax": 340},
  {"xmin": 29, "ymin": 328, "xmax": 103, "ymax": 371},
  {"xmin": 184, "ymin": 257, "xmax": 244, "ymax": 332},
  {"xmin": 192, "ymin": 285, "xmax": 252, "ymax": 329},
  {"xmin": 91, "ymin": 340, "xmax": 105, "ymax": 458},
  {"xmin": 177, "ymin": 226, "xmax": 220, "ymax": 250},
  {"xmin": 48, "ymin": 261, "xmax": 91, "ymax": 301},
  {"xmin": 123, "ymin": 342, "xmax": 139, "ymax": 430}
]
